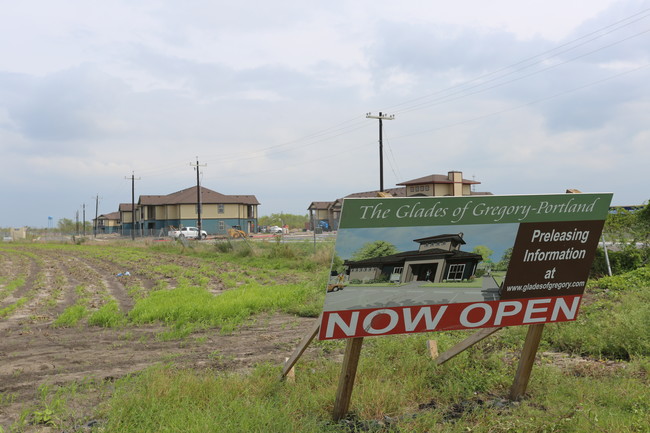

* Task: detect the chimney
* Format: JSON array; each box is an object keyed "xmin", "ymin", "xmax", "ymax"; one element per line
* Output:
[{"xmin": 449, "ymin": 171, "xmax": 463, "ymax": 196}]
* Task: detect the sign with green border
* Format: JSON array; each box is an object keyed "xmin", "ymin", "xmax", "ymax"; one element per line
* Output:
[{"xmin": 319, "ymin": 193, "xmax": 612, "ymax": 340}]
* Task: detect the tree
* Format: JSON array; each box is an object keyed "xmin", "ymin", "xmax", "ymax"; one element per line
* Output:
[
  {"xmin": 596, "ymin": 201, "xmax": 650, "ymax": 274},
  {"xmin": 258, "ymin": 213, "xmax": 308, "ymax": 230},
  {"xmin": 351, "ymin": 240, "xmax": 398, "ymax": 261},
  {"xmin": 496, "ymin": 247, "xmax": 513, "ymax": 271},
  {"xmin": 56, "ymin": 218, "xmax": 92, "ymax": 234},
  {"xmin": 57, "ymin": 218, "xmax": 76, "ymax": 233},
  {"xmin": 472, "ymin": 245, "xmax": 494, "ymax": 262},
  {"xmin": 605, "ymin": 202, "xmax": 650, "ymax": 247}
]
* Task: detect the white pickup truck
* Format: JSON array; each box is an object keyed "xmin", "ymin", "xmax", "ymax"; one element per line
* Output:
[{"xmin": 168, "ymin": 226, "xmax": 208, "ymax": 240}]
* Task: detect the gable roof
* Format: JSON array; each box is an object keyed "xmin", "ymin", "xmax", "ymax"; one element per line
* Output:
[
  {"xmin": 413, "ymin": 233, "xmax": 466, "ymax": 245},
  {"xmin": 308, "ymin": 201, "xmax": 334, "ymax": 210},
  {"xmin": 345, "ymin": 248, "xmax": 482, "ymax": 266},
  {"xmin": 344, "ymin": 187, "xmax": 406, "ymax": 198},
  {"xmin": 97, "ymin": 211, "xmax": 120, "ymax": 220},
  {"xmin": 119, "ymin": 203, "xmax": 135, "ymax": 212},
  {"xmin": 397, "ymin": 174, "xmax": 480, "ymax": 186},
  {"xmin": 139, "ymin": 186, "xmax": 260, "ymax": 205}
]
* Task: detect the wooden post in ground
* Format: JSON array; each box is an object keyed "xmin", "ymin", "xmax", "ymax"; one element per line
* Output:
[
  {"xmin": 509, "ymin": 323, "xmax": 545, "ymax": 400},
  {"xmin": 284, "ymin": 357, "xmax": 295, "ymax": 383},
  {"xmin": 332, "ymin": 337, "xmax": 364, "ymax": 421},
  {"xmin": 280, "ymin": 319, "xmax": 321, "ymax": 380},
  {"xmin": 426, "ymin": 340, "xmax": 438, "ymax": 359},
  {"xmin": 434, "ymin": 327, "xmax": 502, "ymax": 365}
]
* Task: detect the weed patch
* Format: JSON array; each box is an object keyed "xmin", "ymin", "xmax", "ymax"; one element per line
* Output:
[
  {"xmin": 543, "ymin": 265, "xmax": 650, "ymax": 359},
  {"xmin": 54, "ymin": 305, "xmax": 88, "ymax": 327},
  {"xmin": 128, "ymin": 281, "xmax": 321, "ymax": 332},
  {"xmin": 88, "ymin": 300, "xmax": 126, "ymax": 328}
]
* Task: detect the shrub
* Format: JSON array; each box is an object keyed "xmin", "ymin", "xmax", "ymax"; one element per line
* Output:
[
  {"xmin": 214, "ymin": 241, "xmax": 234, "ymax": 253},
  {"xmin": 591, "ymin": 246, "xmax": 649, "ymax": 278}
]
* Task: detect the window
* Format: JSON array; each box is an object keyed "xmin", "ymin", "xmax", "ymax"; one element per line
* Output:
[
  {"xmin": 218, "ymin": 204, "xmax": 225, "ymax": 214},
  {"xmin": 410, "ymin": 186, "xmax": 415, "ymax": 192},
  {"xmin": 393, "ymin": 267, "xmax": 403, "ymax": 274},
  {"xmin": 447, "ymin": 264, "xmax": 465, "ymax": 281},
  {"xmin": 218, "ymin": 221, "xmax": 225, "ymax": 231}
]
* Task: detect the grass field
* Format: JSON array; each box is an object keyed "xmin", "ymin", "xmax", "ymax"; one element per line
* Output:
[{"xmin": 0, "ymin": 239, "xmax": 648, "ymax": 432}]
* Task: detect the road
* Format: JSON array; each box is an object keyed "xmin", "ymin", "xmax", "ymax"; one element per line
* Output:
[{"xmin": 323, "ymin": 280, "xmax": 500, "ymax": 312}]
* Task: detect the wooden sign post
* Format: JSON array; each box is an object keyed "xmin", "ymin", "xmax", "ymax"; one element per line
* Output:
[
  {"xmin": 509, "ymin": 323, "xmax": 545, "ymax": 399},
  {"xmin": 280, "ymin": 319, "xmax": 320, "ymax": 380},
  {"xmin": 332, "ymin": 337, "xmax": 364, "ymax": 421}
]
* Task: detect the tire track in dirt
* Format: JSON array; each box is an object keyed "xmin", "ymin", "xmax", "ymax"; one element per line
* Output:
[
  {"xmin": 0, "ymin": 251, "xmax": 39, "ymax": 314},
  {"xmin": 0, "ymin": 315, "xmax": 320, "ymax": 429},
  {"xmin": 51, "ymin": 254, "xmax": 133, "ymax": 320},
  {"xmin": 57, "ymin": 253, "xmax": 135, "ymax": 313},
  {"xmin": 0, "ymin": 245, "xmax": 326, "ymax": 430},
  {"xmin": 48, "ymin": 255, "xmax": 88, "ymax": 316},
  {"xmin": 64, "ymin": 251, "xmax": 166, "ymax": 303},
  {"xmin": 0, "ymin": 250, "xmax": 71, "ymax": 331}
]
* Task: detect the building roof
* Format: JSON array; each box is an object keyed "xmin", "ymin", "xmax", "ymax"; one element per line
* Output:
[
  {"xmin": 344, "ymin": 187, "xmax": 406, "ymax": 198},
  {"xmin": 119, "ymin": 203, "xmax": 135, "ymax": 212},
  {"xmin": 345, "ymin": 248, "xmax": 482, "ymax": 266},
  {"xmin": 97, "ymin": 211, "xmax": 120, "ymax": 220},
  {"xmin": 397, "ymin": 173, "xmax": 480, "ymax": 186},
  {"xmin": 413, "ymin": 233, "xmax": 466, "ymax": 245},
  {"xmin": 139, "ymin": 186, "xmax": 260, "ymax": 206},
  {"xmin": 308, "ymin": 201, "xmax": 334, "ymax": 210}
]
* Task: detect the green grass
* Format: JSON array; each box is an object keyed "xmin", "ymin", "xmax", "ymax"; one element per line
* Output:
[
  {"xmin": 53, "ymin": 305, "xmax": 88, "ymax": 327},
  {"xmin": 95, "ymin": 264, "xmax": 650, "ymax": 432},
  {"xmin": 97, "ymin": 338, "xmax": 650, "ymax": 433},
  {"xmin": 101, "ymin": 365, "xmax": 339, "ymax": 433},
  {"xmin": 0, "ymin": 276, "xmax": 26, "ymax": 300},
  {"xmin": 0, "ymin": 297, "xmax": 29, "ymax": 318},
  {"xmin": 128, "ymin": 280, "xmax": 323, "ymax": 333},
  {"xmin": 542, "ymin": 265, "xmax": 650, "ymax": 359},
  {"xmin": 4, "ymin": 242, "xmax": 649, "ymax": 432},
  {"xmin": 54, "ymin": 284, "xmax": 91, "ymax": 327},
  {"xmin": 88, "ymin": 300, "xmax": 126, "ymax": 328}
]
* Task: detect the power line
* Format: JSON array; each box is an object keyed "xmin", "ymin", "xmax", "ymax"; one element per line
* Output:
[
  {"xmin": 135, "ymin": 119, "xmax": 373, "ymax": 179},
  {"xmin": 385, "ymin": 8, "xmax": 650, "ymax": 115},
  {"xmin": 107, "ymin": 7, "xmax": 650, "ymax": 195},
  {"xmin": 394, "ymin": 62, "xmax": 650, "ymax": 139},
  {"xmin": 393, "ymin": 27, "xmax": 650, "ymax": 115},
  {"xmin": 129, "ymin": 14, "xmax": 649, "ymax": 184},
  {"xmin": 199, "ymin": 8, "xmax": 649, "ymax": 172}
]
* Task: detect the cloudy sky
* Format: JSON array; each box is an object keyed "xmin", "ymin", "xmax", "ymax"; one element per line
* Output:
[{"xmin": 1, "ymin": 0, "xmax": 648, "ymax": 228}]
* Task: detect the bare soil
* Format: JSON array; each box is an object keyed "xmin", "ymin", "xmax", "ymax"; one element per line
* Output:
[{"xmin": 0, "ymin": 244, "xmax": 319, "ymax": 431}]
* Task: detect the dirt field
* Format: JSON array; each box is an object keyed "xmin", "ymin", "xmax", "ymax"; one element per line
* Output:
[{"xmin": 0, "ymin": 243, "xmax": 319, "ymax": 430}]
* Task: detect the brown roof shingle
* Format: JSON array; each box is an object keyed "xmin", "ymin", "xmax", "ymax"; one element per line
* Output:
[
  {"xmin": 397, "ymin": 174, "xmax": 480, "ymax": 186},
  {"xmin": 139, "ymin": 186, "xmax": 260, "ymax": 205}
]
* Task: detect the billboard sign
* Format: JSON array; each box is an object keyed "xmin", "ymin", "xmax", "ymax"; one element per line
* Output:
[{"xmin": 319, "ymin": 193, "xmax": 612, "ymax": 340}]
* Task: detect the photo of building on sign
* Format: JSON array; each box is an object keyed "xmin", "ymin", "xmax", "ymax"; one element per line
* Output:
[{"xmin": 324, "ymin": 224, "xmax": 519, "ymax": 312}]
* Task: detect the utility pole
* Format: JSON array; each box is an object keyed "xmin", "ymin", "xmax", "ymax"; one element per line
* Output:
[
  {"xmin": 93, "ymin": 194, "xmax": 101, "ymax": 238},
  {"xmin": 366, "ymin": 112, "xmax": 395, "ymax": 192},
  {"xmin": 82, "ymin": 204, "xmax": 86, "ymax": 236},
  {"xmin": 190, "ymin": 158, "xmax": 207, "ymax": 236},
  {"xmin": 124, "ymin": 172, "xmax": 141, "ymax": 241}
]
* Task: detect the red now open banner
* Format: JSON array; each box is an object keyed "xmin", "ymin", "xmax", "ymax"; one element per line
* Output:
[{"xmin": 320, "ymin": 295, "xmax": 582, "ymax": 340}]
